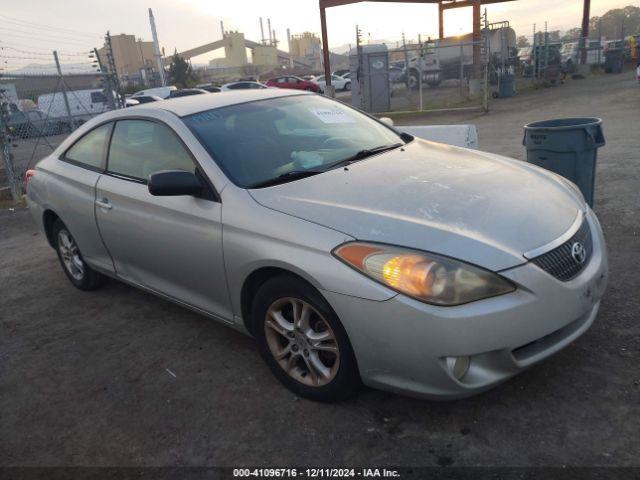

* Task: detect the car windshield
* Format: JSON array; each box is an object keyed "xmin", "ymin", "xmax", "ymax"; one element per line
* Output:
[{"xmin": 183, "ymin": 95, "xmax": 404, "ymax": 188}]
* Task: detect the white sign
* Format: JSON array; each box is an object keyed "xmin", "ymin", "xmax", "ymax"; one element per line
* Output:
[{"xmin": 309, "ymin": 107, "xmax": 356, "ymax": 124}]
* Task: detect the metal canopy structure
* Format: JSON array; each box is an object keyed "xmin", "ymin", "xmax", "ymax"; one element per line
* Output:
[{"xmin": 318, "ymin": 0, "xmax": 517, "ymax": 87}]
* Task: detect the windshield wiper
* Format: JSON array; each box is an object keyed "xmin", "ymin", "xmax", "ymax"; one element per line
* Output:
[
  {"xmin": 248, "ymin": 169, "xmax": 324, "ymax": 189},
  {"xmin": 325, "ymin": 143, "xmax": 404, "ymax": 170}
]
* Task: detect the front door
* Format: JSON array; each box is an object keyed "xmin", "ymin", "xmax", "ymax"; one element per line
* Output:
[{"xmin": 94, "ymin": 118, "xmax": 232, "ymax": 320}]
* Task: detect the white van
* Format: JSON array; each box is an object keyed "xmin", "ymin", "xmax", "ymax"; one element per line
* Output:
[
  {"xmin": 37, "ymin": 89, "xmax": 112, "ymax": 122},
  {"xmin": 131, "ymin": 86, "xmax": 177, "ymax": 99}
]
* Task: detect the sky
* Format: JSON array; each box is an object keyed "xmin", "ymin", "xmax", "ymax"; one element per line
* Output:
[{"xmin": 0, "ymin": 0, "xmax": 636, "ymax": 69}]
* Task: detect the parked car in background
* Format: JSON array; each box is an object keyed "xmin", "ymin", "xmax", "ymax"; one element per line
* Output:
[
  {"xmin": 25, "ymin": 89, "xmax": 607, "ymax": 402},
  {"xmin": 220, "ymin": 81, "xmax": 269, "ymax": 91},
  {"xmin": 129, "ymin": 95, "xmax": 163, "ymax": 104},
  {"xmin": 265, "ymin": 76, "xmax": 320, "ymax": 92},
  {"xmin": 196, "ymin": 83, "xmax": 222, "ymax": 93},
  {"xmin": 312, "ymin": 74, "xmax": 351, "ymax": 92},
  {"xmin": 131, "ymin": 86, "xmax": 176, "ymax": 99},
  {"xmin": 169, "ymin": 88, "xmax": 209, "ymax": 98},
  {"xmin": 332, "ymin": 69, "xmax": 350, "ymax": 77},
  {"xmin": 124, "ymin": 98, "xmax": 140, "ymax": 108}
]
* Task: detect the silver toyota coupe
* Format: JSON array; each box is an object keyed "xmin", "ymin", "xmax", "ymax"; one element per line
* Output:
[{"xmin": 26, "ymin": 89, "xmax": 608, "ymax": 401}]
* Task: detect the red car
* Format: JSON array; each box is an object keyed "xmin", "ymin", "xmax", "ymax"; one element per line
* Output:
[{"xmin": 265, "ymin": 75, "xmax": 320, "ymax": 93}]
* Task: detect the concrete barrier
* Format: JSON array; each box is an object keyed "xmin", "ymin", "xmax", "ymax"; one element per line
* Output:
[{"xmin": 398, "ymin": 124, "xmax": 479, "ymax": 149}]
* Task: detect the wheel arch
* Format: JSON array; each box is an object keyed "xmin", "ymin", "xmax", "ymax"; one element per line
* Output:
[
  {"xmin": 239, "ymin": 265, "xmax": 323, "ymax": 335},
  {"xmin": 42, "ymin": 209, "xmax": 61, "ymax": 248}
]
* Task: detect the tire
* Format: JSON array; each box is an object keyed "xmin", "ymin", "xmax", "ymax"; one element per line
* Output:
[
  {"xmin": 407, "ymin": 69, "xmax": 420, "ymax": 90},
  {"xmin": 52, "ymin": 219, "xmax": 106, "ymax": 291},
  {"xmin": 305, "ymin": 87, "xmax": 314, "ymax": 92},
  {"xmin": 252, "ymin": 274, "xmax": 361, "ymax": 402},
  {"xmin": 344, "ymin": 82, "xmax": 351, "ymax": 91}
]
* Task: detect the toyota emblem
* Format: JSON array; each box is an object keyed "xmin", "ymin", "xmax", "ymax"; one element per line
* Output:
[{"xmin": 571, "ymin": 242, "xmax": 587, "ymax": 264}]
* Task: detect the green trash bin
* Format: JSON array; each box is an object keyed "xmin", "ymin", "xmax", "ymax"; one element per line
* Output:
[
  {"xmin": 498, "ymin": 73, "xmax": 515, "ymax": 98},
  {"xmin": 523, "ymin": 118, "xmax": 605, "ymax": 207},
  {"xmin": 604, "ymin": 48, "xmax": 623, "ymax": 74}
]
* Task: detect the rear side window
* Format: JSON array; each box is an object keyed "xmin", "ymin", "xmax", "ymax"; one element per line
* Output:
[
  {"xmin": 64, "ymin": 123, "xmax": 111, "ymax": 169},
  {"xmin": 91, "ymin": 92, "xmax": 107, "ymax": 103},
  {"xmin": 107, "ymin": 120, "xmax": 195, "ymax": 181}
]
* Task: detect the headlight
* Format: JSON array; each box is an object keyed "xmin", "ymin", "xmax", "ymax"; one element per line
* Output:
[{"xmin": 333, "ymin": 242, "xmax": 515, "ymax": 306}]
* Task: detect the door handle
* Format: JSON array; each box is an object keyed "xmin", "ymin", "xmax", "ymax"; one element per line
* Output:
[{"xmin": 95, "ymin": 198, "xmax": 112, "ymax": 210}]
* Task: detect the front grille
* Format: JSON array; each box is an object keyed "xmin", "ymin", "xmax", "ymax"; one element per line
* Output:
[{"xmin": 531, "ymin": 218, "xmax": 593, "ymax": 281}]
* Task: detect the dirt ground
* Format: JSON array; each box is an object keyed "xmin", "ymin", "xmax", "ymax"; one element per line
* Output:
[{"xmin": 1, "ymin": 71, "xmax": 639, "ymax": 468}]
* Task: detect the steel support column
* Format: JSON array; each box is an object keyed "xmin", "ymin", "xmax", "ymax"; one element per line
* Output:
[
  {"xmin": 581, "ymin": 0, "xmax": 591, "ymax": 65},
  {"xmin": 439, "ymin": 3, "xmax": 445, "ymax": 39},
  {"xmin": 320, "ymin": 4, "xmax": 332, "ymax": 86}
]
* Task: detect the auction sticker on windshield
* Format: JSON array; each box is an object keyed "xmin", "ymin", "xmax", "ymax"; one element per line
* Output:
[{"xmin": 309, "ymin": 107, "xmax": 356, "ymax": 124}]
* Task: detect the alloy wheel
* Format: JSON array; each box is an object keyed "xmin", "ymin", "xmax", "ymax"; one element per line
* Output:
[
  {"xmin": 264, "ymin": 297, "xmax": 340, "ymax": 387},
  {"xmin": 58, "ymin": 229, "xmax": 84, "ymax": 281}
]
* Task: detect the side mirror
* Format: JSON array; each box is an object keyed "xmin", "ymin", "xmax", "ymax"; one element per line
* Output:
[
  {"xmin": 379, "ymin": 117, "xmax": 394, "ymax": 127},
  {"xmin": 148, "ymin": 170, "xmax": 203, "ymax": 196}
]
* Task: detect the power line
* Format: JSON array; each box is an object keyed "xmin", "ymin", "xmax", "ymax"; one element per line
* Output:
[
  {"xmin": 0, "ymin": 13, "xmax": 104, "ymax": 39},
  {"xmin": 0, "ymin": 41, "xmax": 92, "ymax": 56},
  {"xmin": 0, "ymin": 31, "xmax": 96, "ymax": 49},
  {"xmin": 0, "ymin": 45, "xmax": 91, "ymax": 58},
  {"xmin": 1, "ymin": 26, "xmax": 101, "ymax": 46}
]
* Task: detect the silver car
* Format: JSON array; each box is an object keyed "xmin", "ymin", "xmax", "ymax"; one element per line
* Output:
[{"xmin": 25, "ymin": 90, "xmax": 608, "ymax": 401}]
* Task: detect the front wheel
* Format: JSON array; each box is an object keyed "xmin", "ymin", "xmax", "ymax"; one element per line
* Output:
[
  {"xmin": 344, "ymin": 82, "xmax": 351, "ymax": 91},
  {"xmin": 252, "ymin": 275, "xmax": 360, "ymax": 402},
  {"xmin": 53, "ymin": 219, "xmax": 106, "ymax": 291}
]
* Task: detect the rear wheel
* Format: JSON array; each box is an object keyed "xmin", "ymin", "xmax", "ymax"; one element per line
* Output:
[
  {"xmin": 52, "ymin": 219, "xmax": 106, "ymax": 291},
  {"xmin": 252, "ymin": 275, "xmax": 360, "ymax": 402}
]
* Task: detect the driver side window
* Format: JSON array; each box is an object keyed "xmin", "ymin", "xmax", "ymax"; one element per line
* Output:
[{"xmin": 107, "ymin": 120, "xmax": 195, "ymax": 181}]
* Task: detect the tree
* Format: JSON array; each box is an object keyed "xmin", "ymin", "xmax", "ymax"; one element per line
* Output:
[
  {"xmin": 589, "ymin": 5, "xmax": 640, "ymax": 39},
  {"xmin": 516, "ymin": 36, "xmax": 530, "ymax": 48},
  {"xmin": 561, "ymin": 27, "xmax": 583, "ymax": 42},
  {"xmin": 168, "ymin": 54, "xmax": 194, "ymax": 88},
  {"xmin": 534, "ymin": 30, "xmax": 560, "ymax": 44}
]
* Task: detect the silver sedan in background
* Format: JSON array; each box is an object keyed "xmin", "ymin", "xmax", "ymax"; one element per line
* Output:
[{"xmin": 26, "ymin": 90, "xmax": 607, "ymax": 401}]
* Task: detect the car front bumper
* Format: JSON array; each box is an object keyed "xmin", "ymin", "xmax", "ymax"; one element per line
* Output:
[{"xmin": 321, "ymin": 209, "xmax": 608, "ymax": 399}]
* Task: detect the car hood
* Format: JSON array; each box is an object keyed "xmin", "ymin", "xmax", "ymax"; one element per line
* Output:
[{"xmin": 249, "ymin": 139, "xmax": 584, "ymax": 271}]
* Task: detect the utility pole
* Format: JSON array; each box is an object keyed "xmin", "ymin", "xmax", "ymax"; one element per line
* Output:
[
  {"xmin": 149, "ymin": 8, "xmax": 166, "ymax": 87},
  {"xmin": 402, "ymin": 31, "xmax": 409, "ymax": 91},
  {"xmin": 105, "ymin": 32, "xmax": 124, "ymax": 108},
  {"xmin": 533, "ymin": 23, "xmax": 537, "ymax": 80},
  {"xmin": 94, "ymin": 48, "xmax": 116, "ymax": 110},
  {"xmin": 356, "ymin": 25, "xmax": 363, "ymax": 107},
  {"xmin": 544, "ymin": 21, "xmax": 549, "ymax": 78},
  {"xmin": 580, "ymin": 0, "xmax": 591, "ymax": 65},
  {"xmin": 53, "ymin": 50, "xmax": 75, "ymax": 131}
]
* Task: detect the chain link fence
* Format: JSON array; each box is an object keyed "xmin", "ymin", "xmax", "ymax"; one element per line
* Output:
[
  {"xmin": 387, "ymin": 39, "xmax": 490, "ymax": 114},
  {"xmin": 0, "ymin": 71, "xmax": 120, "ymax": 200}
]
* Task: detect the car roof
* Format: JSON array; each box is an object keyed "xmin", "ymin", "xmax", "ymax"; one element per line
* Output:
[{"xmin": 132, "ymin": 88, "xmax": 310, "ymax": 117}]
